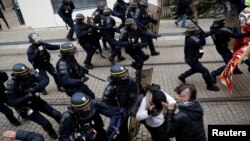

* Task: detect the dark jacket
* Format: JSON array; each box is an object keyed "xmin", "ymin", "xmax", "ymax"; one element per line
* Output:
[
  {"xmin": 27, "ymin": 42, "xmax": 60, "ymax": 69},
  {"xmin": 167, "ymin": 101, "xmax": 207, "ymax": 141},
  {"xmin": 16, "ymin": 130, "xmax": 44, "ymax": 141},
  {"xmin": 74, "ymin": 22, "xmax": 100, "ymax": 44},
  {"xmin": 135, "ymin": 6, "xmax": 157, "ymax": 31},
  {"xmin": 58, "ymin": 1, "xmax": 75, "ymax": 20},
  {"xmin": 112, "ymin": 0, "xmax": 127, "ymax": 17},
  {"xmin": 59, "ymin": 111, "xmax": 108, "ymax": 141},
  {"xmin": 6, "ymin": 70, "xmax": 48, "ymax": 107}
]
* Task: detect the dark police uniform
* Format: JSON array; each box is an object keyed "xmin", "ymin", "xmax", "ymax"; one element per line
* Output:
[
  {"xmin": 0, "ymin": 70, "xmax": 21, "ymax": 126},
  {"xmin": 102, "ymin": 64, "xmax": 139, "ymax": 141},
  {"xmin": 112, "ymin": 0, "xmax": 128, "ymax": 29},
  {"xmin": 74, "ymin": 14, "xmax": 100, "ymax": 69},
  {"xmin": 7, "ymin": 63, "xmax": 61, "ymax": 139},
  {"xmin": 178, "ymin": 24, "xmax": 220, "ymax": 91},
  {"xmin": 58, "ymin": 0, "xmax": 75, "ymax": 40},
  {"xmin": 59, "ymin": 92, "xmax": 108, "ymax": 141},
  {"xmin": 56, "ymin": 42, "xmax": 95, "ymax": 98},
  {"xmin": 27, "ymin": 40, "xmax": 63, "ymax": 91},
  {"xmin": 135, "ymin": 2, "xmax": 160, "ymax": 56}
]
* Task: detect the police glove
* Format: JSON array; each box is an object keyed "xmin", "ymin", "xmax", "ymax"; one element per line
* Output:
[
  {"xmin": 81, "ymin": 77, "xmax": 89, "ymax": 82},
  {"xmin": 24, "ymin": 85, "xmax": 40, "ymax": 94}
]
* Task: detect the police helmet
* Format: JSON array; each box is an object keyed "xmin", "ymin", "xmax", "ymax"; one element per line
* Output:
[
  {"xmin": 125, "ymin": 18, "xmax": 135, "ymax": 26},
  {"xmin": 60, "ymin": 42, "xmax": 77, "ymax": 56},
  {"xmin": 213, "ymin": 14, "xmax": 226, "ymax": 27},
  {"xmin": 12, "ymin": 63, "xmax": 31, "ymax": 82},
  {"xmin": 28, "ymin": 33, "xmax": 41, "ymax": 43},
  {"xmin": 97, "ymin": 2, "xmax": 105, "ymax": 9},
  {"xmin": 71, "ymin": 92, "xmax": 95, "ymax": 120},
  {"xmin": 110, "ymin": 64, "xmax": 130, "ymax": 85},
  {"xmin": 103, "ymin": 8, "xmax": 112, "ymax": 16},
  {"xmin": 74, "ymin": 13, "xmax": 85, "ymax": 22},
  {"xmin": 185, "ymin": 23, "xmax": 199, "ymax": 33}
]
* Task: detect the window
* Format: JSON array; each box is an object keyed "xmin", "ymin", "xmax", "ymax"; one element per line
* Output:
[{"xmin": 51, "ymin": 0, "xmax": 107, "ymax": 13}]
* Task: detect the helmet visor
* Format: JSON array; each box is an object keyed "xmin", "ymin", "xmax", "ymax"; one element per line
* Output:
[{"xmin": 75, "ymin": 101, "xmax": 96, "ymax": 120}]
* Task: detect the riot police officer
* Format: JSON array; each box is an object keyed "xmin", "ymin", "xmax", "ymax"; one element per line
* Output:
[
  {"xmin": 59, "ymin": 92, "xmax": 108, "ymax": 141},
  {"xmin": 102, "ymin": 64, "xmax": 139, "ymax": 141},
  {"xmin": 0, "ymin": 70, "xmax": 21, "ymax": 126},
  {"xmin": 112, "ymin": 0, "xmax": 128, "ymax": 29},
  {"xmin": 92, "ymin": 2, "xmax": 108, "ymax": 50},
  {"xmin": 210, "ymin": 14, "xmax": 250, "ymax": 82},
  {"xmin": 126, "ymin": 2, "xmax": 137, "ymax": 19},
  {"xmin": 56, "ymin": 42, "xmax": 95, "ymax": 98},
  {"xmin": 58, "ymin": 0, "xmax": 75, "ymax": 41},
  {"xmin": 27, "ymin": 33, "xmax": 65, "ymax": 93},
  {"xmin": 178, "ymin": 24, "xmax": 220, "ymax": 91},
  {"xmin": 6, "ymin": 63, "xmax": 61, "ymax": 139},
  {"xmin": 74, "ymin": 14, "xmax": 100, "ymax": 69},
  {"xmin": 101, "ymin": 8, "xmax": 125, "ymax": 65},
  {"xmin": 135, "ymin": 1, "xmax": 160, "ymax": 56},
  {"xmin": 119, "ymin": 18, "xmax": 149, "ymax": 71}
]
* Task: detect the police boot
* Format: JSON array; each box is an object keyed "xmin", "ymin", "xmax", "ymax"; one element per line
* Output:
[
  {"xmin": 151, "ymin": 51, "xmax": 160, "ymax": 56},
  {"xmin": 143, "ymin": 55, "xmax": 150, "ymax": 61},
  {"xmin": 109, "ymin": 56, "xmax": 115, "ymax": 65},
  {"xmin": 233, "ymin": 68, "xmax": 243, "ymax": 74},
  {"xmin": 5, "ymin": 111, "xmax": 21, "ymax": 126},
  {"xmin": 42, "ymin": 121, "xmax": 58, "ymax": 139},
  {"xmin": 85, "ymin": 63, "xmax": 94, "ymax": 69},
  {"xmin": 203, "ymin": 73, "xmax": 220, "ymax": 92},
  {"xmin": 178, "ymin": 70, "xmax": 195, "ymax": 83},
  {"xmin": 117, "ymin": 56, "xmax": 126, "ymax": 62},
  {"xmin": 41, "ymin": 89, "xmax": 48, "ymax": 95}
]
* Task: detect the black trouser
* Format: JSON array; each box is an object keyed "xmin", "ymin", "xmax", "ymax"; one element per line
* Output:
[
  {"xmin": 0, "ymin": 102, "xmax": 18, "ymax": 123},
  {"xmin": 126, "ymin": 48, "xmax": 148, "ymax": 71},
  {"xmin": 143, "ymin": 120, "xmax": 170, "ymax": 141},
  {"xmin": 37, "ymin": 63, "xmax": 62, "ymax": 87},
  {"xmin": 105, "ymin": 36, "xmax": 122, "ymax": 60},
  {"xmin": 64, "ymin": 17, "xmax": 74, "ymax": 38},
  {"xmin": 140, "ymin": 30, "xmax": 157, "ymax": 54},
  {"xmin": 17, "ymin": 99, "xmax": 61, "ymax": 133},
  {"xmin": 182, "ymin": 58, "xmax": 214, "ymax": 86},
  {"xmin": 80, "ymin": 41, "xmax": 95, "ymax": 65}
]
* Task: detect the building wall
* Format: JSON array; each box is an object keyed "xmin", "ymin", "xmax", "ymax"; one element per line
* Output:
[{"xmin": 18, "ymin": 0, "xmax": 158, "ymax": 29}]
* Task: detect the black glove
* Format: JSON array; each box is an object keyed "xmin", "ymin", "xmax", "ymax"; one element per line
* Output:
[
  {"xmin": 81, "ymin": 77, "xmax": 89, "ymax": 82},
  {"xmin": 24, "ymin": 85, "xmax": 39, "ymax": 94}
]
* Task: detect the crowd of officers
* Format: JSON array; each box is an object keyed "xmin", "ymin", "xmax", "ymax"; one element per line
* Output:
[{"xmin": 1, "ymin": 0, "xmax": 250, "ymax": 141}]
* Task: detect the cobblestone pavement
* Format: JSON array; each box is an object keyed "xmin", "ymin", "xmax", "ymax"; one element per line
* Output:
[{"xmin": 0, "ymin": 19, "xmax": 250, "ymax": 141}]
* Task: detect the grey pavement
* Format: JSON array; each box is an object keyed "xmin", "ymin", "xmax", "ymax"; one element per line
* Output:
[{"xmin": 0, "ymin": 19, "xmax": 250, "ymax": 141}]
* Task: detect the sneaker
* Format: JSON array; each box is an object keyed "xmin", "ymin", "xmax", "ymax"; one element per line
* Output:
[
  {"xmin": 151, "ymin": 51, "xmax": 160, "ymax": 56},
  {"xmin": 178, "ymin": 75, "xmax": 186, "ymax": 83},
  {"xmin": 207, "ymin": 85, "xmax": 220, "ymax": 92},
  {"xmin": 57, "ymin": 87, "xmax": 66, "ymax": 92},
  {"xmin": 118, "ymin": 56, "xmax": 126, "ymax": 62},
  {"xmin": 233, "ymin": 69, "xmax": 243, "ymax": 74}
]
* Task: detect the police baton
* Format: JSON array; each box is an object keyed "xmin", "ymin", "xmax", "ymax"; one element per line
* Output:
[
  {"xmin": 190, "ymin": 19, "xmax": 205, "ymax": 34},
  {"xmin": 86, "ymin": 73, "xmax": 107, "ymax": 82}
]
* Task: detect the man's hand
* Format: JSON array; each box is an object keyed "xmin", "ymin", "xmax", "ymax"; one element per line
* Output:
[
  {"xmin": 162, "ymin": 102, "xmax": 176, "ymax": 114},
  {"xmin": 3, "ymin": 130, "xmax": 16, "ymax": 141}
]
